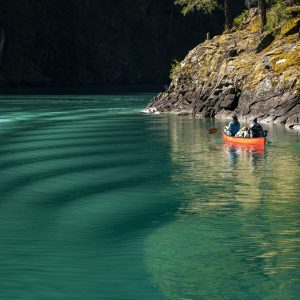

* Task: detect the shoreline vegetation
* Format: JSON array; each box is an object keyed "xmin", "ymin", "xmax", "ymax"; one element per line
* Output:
[
  {"xmin": 0, "ymin": 1, "xmax": 245, "ymax": 89},
  {"xmin": 0, "ymin": 85, "xmax": 165, "ymax": 95}
]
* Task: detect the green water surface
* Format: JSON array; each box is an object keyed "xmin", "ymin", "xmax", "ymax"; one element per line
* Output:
[{"xmin": 0, "ymin": 94, "xmax": 299, "ymax": 300}]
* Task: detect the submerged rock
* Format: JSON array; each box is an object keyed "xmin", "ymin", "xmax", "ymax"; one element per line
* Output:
[{"xmin": 147, "ymin": 8, "xmax": 300, "ymax": 127}]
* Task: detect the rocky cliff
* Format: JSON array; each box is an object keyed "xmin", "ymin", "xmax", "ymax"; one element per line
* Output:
[{"xmin": 147, "ymin": 8, "xmax": 300, "ymax": 129}]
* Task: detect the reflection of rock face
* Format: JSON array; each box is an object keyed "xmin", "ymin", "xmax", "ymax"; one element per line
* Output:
[
  {"xmin": 145, "ymin": 118, "xmax": 300, "ymax": 299},
  {"xmin": 147, "ymin": 9, "xmax": 300, "ymax": 129}
]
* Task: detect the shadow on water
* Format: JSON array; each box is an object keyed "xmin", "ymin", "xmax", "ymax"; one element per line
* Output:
[{"xmin": 0, "ymin": 95, "xmax": 177, "ymax": 300}]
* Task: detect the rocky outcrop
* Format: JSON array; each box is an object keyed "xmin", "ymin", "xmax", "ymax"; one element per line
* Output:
[{"xmin": 147, "ymin": 8, "xmax": 300, "ymax": 129}]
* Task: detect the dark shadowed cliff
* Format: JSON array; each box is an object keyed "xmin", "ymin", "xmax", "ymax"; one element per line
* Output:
[{"xmin": 0, "ymin": 0, "xmax": 244, "ymax": 89}]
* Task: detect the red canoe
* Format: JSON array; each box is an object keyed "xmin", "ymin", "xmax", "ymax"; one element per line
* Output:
[{"xmin": 222, "ymin": 132, "xmax": 266, "ymax": 147}]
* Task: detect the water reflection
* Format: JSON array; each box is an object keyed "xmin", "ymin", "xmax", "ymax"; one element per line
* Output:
[
  {"xmin": 223, "ymin": 143, "xmax": 265, "ymax": 165},
  {"xmin": 145, "ymin": 116, "xmax": 300, "ymax": 299}
]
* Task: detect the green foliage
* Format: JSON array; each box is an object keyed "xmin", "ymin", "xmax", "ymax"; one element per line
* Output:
[
  {"xmin": 265, "ymin": 1, "xmax": 292, "ymax": 33},
  {"xmin": 296, "ymin": 82, "xmax": 300, "ymax": 90},
  {"xmin": 169, "ymin": 59, "xmax": 181, "ymax": 80},
  {"xmin": 269, "ymin": 0, "xmax": 282, "ymax": 4},
  {"xmin": 0, "ymin": 0, "xmax": 212, "ymax": 87},
  {"xmin": 175, "ymin": 0, "xmax": 219, "ymax": 15},
  {"xmin": 0, "ymin": 0, "xmax": 244, "ymax": 87},
  {"xmin": 269, "ymin": 0, "xmax": 296, "ymax": 5},
  {"xmin": 233, "ymin": 11, "xmax": 247, "ymax": 29}
]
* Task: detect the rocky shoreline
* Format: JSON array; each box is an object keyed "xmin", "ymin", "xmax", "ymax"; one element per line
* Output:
[{"xmin": 147, "ymin": 9, "xmax": 300, "ymax": 130}]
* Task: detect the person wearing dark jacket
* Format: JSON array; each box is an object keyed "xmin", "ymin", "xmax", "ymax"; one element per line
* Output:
[{"xmin": 249, "ymin": 118, "xmax": 263, "ymax": 137}]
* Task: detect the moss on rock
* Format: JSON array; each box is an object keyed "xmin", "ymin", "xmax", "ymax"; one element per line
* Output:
[{"xmin": 148, "ymin": 7, "xmax": 300, "ymax": 128}]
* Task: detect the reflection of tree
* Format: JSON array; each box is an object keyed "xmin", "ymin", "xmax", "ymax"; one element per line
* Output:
[{"xmin": 145, "ymin": 117, "xmax": 300, "ymax": 299}]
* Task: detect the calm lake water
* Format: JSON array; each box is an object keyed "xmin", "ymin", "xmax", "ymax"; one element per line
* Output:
[{"xmin": 0, "ymin": 94, "xmax": 299, "ymax": 300}]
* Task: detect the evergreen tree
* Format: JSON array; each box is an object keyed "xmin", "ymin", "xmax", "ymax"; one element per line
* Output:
[
  {"xmin": 258, "ymin": 0, "xmax": 267, "ymax": 30},
  {"xmin": 175, "ymin": 0, "xmax": 233, "ymax": 29}
]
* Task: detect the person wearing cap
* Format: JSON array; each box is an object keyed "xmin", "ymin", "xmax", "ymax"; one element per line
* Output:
[
  {"xmin": 224, "ymin": 115, "xmax": 240, "ymax": 136},
  {"xmin": 249, "ymin": 118, "xmax": 263, "ymax": 138}
]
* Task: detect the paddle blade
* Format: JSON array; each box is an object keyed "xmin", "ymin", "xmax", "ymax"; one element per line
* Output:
[{"xmin": 209, "ymin": 128, "xmax": 218, "ymax": 134}]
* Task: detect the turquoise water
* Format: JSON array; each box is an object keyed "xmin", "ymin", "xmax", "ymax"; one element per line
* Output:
[{"xmin": 0, "ymin": 94, "xmax": 299, "ymax": 300}]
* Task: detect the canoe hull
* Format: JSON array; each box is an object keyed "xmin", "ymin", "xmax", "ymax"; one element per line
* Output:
[{"xmin": 222, "ymin": 132, "xmax": 266, "ymax": 147}]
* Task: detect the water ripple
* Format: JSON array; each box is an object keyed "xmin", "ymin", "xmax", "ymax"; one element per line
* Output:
[{"xmin": 0, "ymin": 96, "xmax": 299, "ymax": 300}]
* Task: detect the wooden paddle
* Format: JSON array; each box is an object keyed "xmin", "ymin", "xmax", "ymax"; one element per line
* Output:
[{"xmin": 209, "ymin": 128, "xmax": 218, "ymax": 134}]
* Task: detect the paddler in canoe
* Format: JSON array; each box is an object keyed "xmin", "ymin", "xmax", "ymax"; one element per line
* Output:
[
  {"xmin": 224, "ymin": 116, "xmax": 267, "ymax": 138},
  {"xmin": 209, "ymin": 116, "xmax": 268, "ymax": 146},
  {"xmin": 224, "ymin": 115, "xmax": 240, "ymax": 136},
  {"xmin": 222, "ymin": 116, "xmax": 268, "ymax": 147},
  {"xmin": 249, "ymin": 118, "xmax": 264, "ymax": 138}
]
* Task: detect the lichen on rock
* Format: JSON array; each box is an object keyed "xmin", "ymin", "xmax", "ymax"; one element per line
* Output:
[{"xmin": 147, "ymin": 8, "xmax": 300, "ymax": 129}]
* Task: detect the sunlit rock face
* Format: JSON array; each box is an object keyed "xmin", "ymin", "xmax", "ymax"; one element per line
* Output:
[{"xmin": 148, "ymin": 8, "xmax": 300, "ymax": 129}]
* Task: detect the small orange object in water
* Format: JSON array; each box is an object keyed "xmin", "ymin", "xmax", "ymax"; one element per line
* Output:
[{"xmin": 209, "ymin": 128, "xmax": 218, "ymax": 134}]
